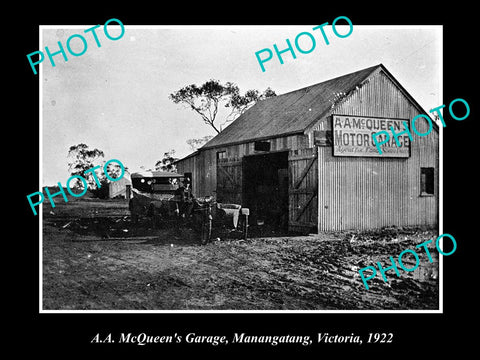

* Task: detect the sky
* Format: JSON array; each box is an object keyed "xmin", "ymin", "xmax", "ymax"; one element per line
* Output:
[{"xmin": 40, "ymin": 24, "xmax": 442, "ymax": 186}]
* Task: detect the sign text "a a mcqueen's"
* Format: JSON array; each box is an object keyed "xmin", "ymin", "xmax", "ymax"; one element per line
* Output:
[{"xmin": 332, "ymin": 115, "xmax": 410, "ymax": 158}]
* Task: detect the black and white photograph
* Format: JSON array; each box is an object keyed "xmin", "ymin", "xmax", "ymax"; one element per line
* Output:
[
  {"xmin": 38, "ymin": 24, "xmax": 443, "ymax": 311},
  {"xmin": 16, "ymin": 6, "xmax": 476, "ymax": 356}
]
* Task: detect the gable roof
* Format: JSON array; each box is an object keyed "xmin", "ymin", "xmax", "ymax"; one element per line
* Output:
[
  {"xmin": 202, "ymin": 64, "xmax": 380, "ymax": 149},
  {"xmin": 201, "ymin": 63, "xmax": 436, "ymax": 150}
]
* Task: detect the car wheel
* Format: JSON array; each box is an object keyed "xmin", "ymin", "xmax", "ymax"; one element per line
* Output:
[{"xmin": 200, "ymin": 220, "xmax": 212, "ymax": 245}]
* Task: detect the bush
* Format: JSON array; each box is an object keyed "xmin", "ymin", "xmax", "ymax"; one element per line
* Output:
[{"xmin": 90, "ymin": 179, "xmax": 110, "ymax": 199}]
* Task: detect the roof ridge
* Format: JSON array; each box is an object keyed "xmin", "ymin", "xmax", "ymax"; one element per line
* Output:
[
  {"xmin": 273, "ymin": 64, "xmax": 382, "ymax": 99},
  {"xmin": 201, "ymin": 64, "xmax": 384, "ymax": 150}
]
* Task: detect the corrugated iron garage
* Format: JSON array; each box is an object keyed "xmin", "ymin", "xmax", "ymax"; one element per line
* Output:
[{"xmin": 175, "ymin": 64, "xmax": 439, "ymax": 233}]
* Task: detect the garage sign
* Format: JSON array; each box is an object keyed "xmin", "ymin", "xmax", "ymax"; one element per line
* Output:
[{"xmin": 332, "ymin": 115, "xmax": 410, "ymax": 158}]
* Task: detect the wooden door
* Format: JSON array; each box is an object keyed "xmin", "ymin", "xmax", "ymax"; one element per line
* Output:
[
  {"xmin": 216, "ymin": 158, "xmax": 242, "ymax": 205},
  {"xmin": 288, "ymin": 147, "xmax": 318, "ymax": 233}
]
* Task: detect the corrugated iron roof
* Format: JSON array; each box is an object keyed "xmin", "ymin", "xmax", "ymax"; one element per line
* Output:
[{"xmin": 202, "ymin": 64, "xmax": 381, "ymax": 149}]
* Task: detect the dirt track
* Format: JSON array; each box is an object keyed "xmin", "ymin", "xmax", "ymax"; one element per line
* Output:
[{"xmin": 42, "ymin": 198, "xmax": 439, "ymax": 310}]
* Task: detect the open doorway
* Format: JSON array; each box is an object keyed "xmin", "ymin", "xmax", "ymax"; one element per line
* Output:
[{"xmin": 243, "ymin": 151, "xmax": 289, "ymax": 230}]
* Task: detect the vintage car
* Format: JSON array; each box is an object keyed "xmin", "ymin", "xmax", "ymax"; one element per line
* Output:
[
  {"xmin": 129, "ymin": 170, "xmax": 185, "ymax": 220},
  {"xmin": 128, "ymin": 170, "xmax": 249, "ymax": 244}
]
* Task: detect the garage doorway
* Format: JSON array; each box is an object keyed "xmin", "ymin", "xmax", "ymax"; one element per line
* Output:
[{"xmin": 243, "ymin": 151, "xmax": 289, "ymax": 230}]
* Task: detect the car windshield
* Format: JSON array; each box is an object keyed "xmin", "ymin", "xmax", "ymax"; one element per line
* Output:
[{"xmin": 132, "ymin": 176, "xmax": 183, "ymax": 193}]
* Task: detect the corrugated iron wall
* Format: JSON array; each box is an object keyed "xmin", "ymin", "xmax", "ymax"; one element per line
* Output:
[
  {"xmin": 315, "ymin": 69, "xmax": 439, "ymax": 231},
  {"xmin": 317, "ymin": 151, "xmax": 410, "ymax": 230}
]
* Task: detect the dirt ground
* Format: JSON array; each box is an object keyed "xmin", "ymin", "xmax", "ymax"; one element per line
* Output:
[{"xmin": 42, "ymin": 198, "xmax": 439, "ymax": 310}]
